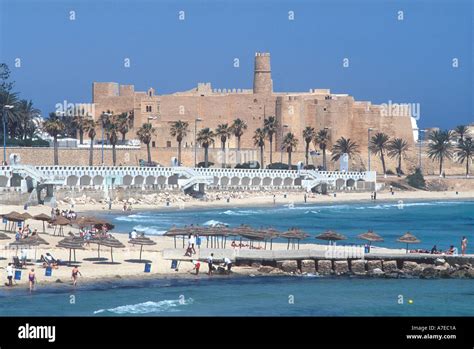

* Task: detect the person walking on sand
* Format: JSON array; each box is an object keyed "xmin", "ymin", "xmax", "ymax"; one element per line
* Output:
[
  {"xmin": 28, "ymin": 268, "xmax": 36, "ymax": 292},
  {"xmin": 6, "ymin": 263, "xmax": 13, "ymax": 287},
  {"xmin": 192, "ymin": 260, "xmax": 201, "ymax": 275},
  {"xmin": 189, "ymin": 233, "xmax": 196, "ymax": 254},
  {"xmin": 71, "ymin": 266, "xmax": 82, "ymax": 287},
  {"xmin": 207, "ymin": 253, "xmax": 214, "ymax": 276},
  {"xmin": 461, "ymin": 236, "xmax": 468, "ymax": 256}
]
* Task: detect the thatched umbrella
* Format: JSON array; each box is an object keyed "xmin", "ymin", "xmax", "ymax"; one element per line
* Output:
[
  {"xmin": 397, "ymin": 232, "xmax": 421, "ymax": 253},
  {"xmin": 18, "ymin": 212, "xmax": 33, "ymax": 221},
  {"xmin": 99, "ymin": 237, "xmax": 125, "ymax": 263},
  {"xmin": 316, "ymin": 230, "xmax": 347, "ymax": 244},
  {"xmin": 33, "ymin": 213, "xmax": 52, "ymax": 233},
  {"xmin": 164, "ymin": 226, "xmax": 192, "ymax": 248},
  {"xmin": 2, "ymin": 211, "xmax": 23, "ymax": 232},
  {"xmin": 56, "ymin": 237, "xmax": 85, "ymax": 263},
  {"xmin": 49, "ymin": 216, "xmax": 70, "ymax": 236},
  {"xmin": 128, "ymin": 236, "xmax": 157, "ymax": 261},
  {"xmin": 358, "ymin": 230, "xmax": 384, "ymax": 251},
  {"xmin": 0, "ymin": 232, "xmax": 10, "ymax": 240},
  {"xmin": 280, "ymin": 228, "xmax": 310, "ymax": 250}
]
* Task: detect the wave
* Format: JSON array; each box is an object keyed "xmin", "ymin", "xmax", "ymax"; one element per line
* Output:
[
  {"xmin": 94, "ymin": 297, "xmax": 194, "ymax": 315},
  {"xmin": 203, "ymin": 220, "xmax": 228, "ymax": 227},
  {"xmin": 219, "ymin": 210, "xmax": 257, "ymax": 216},
  {"xmin": 133, "ymin": 225, "xmax": 166, "ymax": 235}
]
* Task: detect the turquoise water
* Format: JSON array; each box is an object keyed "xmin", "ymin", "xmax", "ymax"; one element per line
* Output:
[
  {"xmin": 1, "ymin": 199, "xmax": 473, "ymax": 316},
  {"xmin": 109, "ymin": 199, "xmax": 474, "ymax": 251},
  {"xmin": 1, "ymin": 276, "xmax": 473, "ymax": 316}
]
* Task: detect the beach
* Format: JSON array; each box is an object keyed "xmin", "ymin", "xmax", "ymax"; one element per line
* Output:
[{"xmin": 1, "ymin": 187, "xmax": 474, "ymax": 290}]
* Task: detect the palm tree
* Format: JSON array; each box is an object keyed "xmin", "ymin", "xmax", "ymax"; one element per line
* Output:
[
  {"xmin": 264, "ymin": 116, "xmax": 278, "ymax": 165},
  {"xmin": 196, "ymin": 128, "xmax": 215, "ymax": 168},
  {"xmin": 104, "ymin": 115, "xmax": 120, "ymax": 166},
  {"xmin": 17, "ymin": 99, "xmax": 40, "ymax": 140},
  {"xmin": 369, "ymin": 132, "xmax": 390, "ymax": 175},
  {"xmin": 117, "ymin": 112, "xmax": 132, "ymax": 142},
  {"xmin": 215, "ymin": 123, "xmax": 232, "ymax": 168},
  {"xmin": 73, "ymin": 112, "xmax": 87, "ymax": 145},
  {"xmin": 230, "ymin": 118, "xmax": 247, "ymax": 164},
  {"xmin": 136, "ymin": 123, "xmax": 156, "ymax": 164},
  {"xmin": 302, "ymin": 126, "xmax": 316, "ymax": 166},
  {"xmin": 314, "ymin": 129, "xmax": 330, "ymax": 170},
  {"xmin": 387, "ymin": 138, "xmax": 409, "ymax": 176},
  {"xmin": 0, "ymin": 90, "xmax": 19, "ymax": 140},
  {"xmin": 331, "ymin": 137, "xmax": 359, "ymax": 162},
  {"xmin": 42, "ymin": 113, "xmax": 65, "ymax": 165},
  {"xmin": 281, "ymin": 132, "xmax": 298, "ymax": 169},
  {"xmin": 83, "ymin": 118, "xmax": 97, "ymax": 166},
  {"xmin": 456, "ymin": 137, "xmax": 474, "ymax": 177},
  {"xmin": 427, "ymin": 130, "xmax": 454, "ymax": 176},
  {"xmin": 454, "ymin": 125, "xmax": 469, "ymax": 142},
  {"xmin": 253, "ymin": 128, "xmax": 266, "ymax": 167},
  {"xmin": 169, "ymin": 120, "xmax": 189, "ymax": 165}
]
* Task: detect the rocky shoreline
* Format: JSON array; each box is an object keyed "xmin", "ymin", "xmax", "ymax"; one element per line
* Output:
[{"xmin": 248, "ymin": 258, "xmax": 474, "ymax": 279}]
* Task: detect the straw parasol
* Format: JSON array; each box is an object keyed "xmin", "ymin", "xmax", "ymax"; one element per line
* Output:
[
  {"xmin": 397, "ymin": 232, "xmax": 421, "ymax": 253},
  {"xmin": 56, "ymin": 237, "xmax": 85, "ymax": 263},
  {"xmin": 0, "ymin": 232, "xmax": 10, "ymax": 240},
  {"xmin": 49, "ymin": 216, "xmax": 71, "ymax": 236},
  {"xmin": 280, "ymin": 228, "xmax": 310, "ymax": 250},
  {"xmin": 99, "ymin": 236, "xmax": 125, "ymax": 263},
  {"xmin": 128, "ymin": 236, "xmax": 157, "ymax": 261},
  {"xmin": 357, "ymin": 230, "xmax": 384, "ymax": 247},
  {"xmin": 33, "ymin": 213, "xmax": 52, "ymax": 233},
  {"xmin": 2, "ymin": 211, "xmax": 23, "ymax": 232},
  {"xmin": 316, "ymin": 230, "xmax": 347, "ymax": 244}
]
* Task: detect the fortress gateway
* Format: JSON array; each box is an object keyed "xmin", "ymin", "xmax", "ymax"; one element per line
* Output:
[{"xmin": 89, "ymin": 52, "xmax": 416, "ymax": 168}]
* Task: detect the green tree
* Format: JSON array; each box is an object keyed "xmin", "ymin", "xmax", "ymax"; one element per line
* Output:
[
  {"xmin": 456, "ymin": 137, "xmax": 474, "ymax": 177},
  {"xmin": 387, "ymin": 138, "xmax": 409, "ymax": 176},
  {"xmin": 196, "ymin": 127, "xmax": 215, "ymax": 168},
  {"xmin": 17, "ymin": 99, "xmax": 40, "ymax": 140},
  {"xmin": 117, "ymin": 112, "xmax": 133, "ymax": 142},
  {"xmin": 42, "ymin": 113, "xmax": 65, "ymax": 165},
  {"xmin": 169, "ymin": 120, "xmax": 189, "ymax": 166},
  {"xmin": 83, "ymin": 118, "xmax": 97, "ymax": 166},
  {"xmin": 230, "ymin": 118, "xmax": 247, "ymax": 164},
  {"xmin": 427, "ymin": 130, "xmax": 454, "ymax": 176},
  {"xmin": 73, "ymin": 111, "xmax": 87, "ymax": 145},
  {"xmin": 264, "ymin": 116, "xmax": 278, "ymax": 164},
  {"xmin": 331, "ymin": 137, "xmax": 359, "ymax": 162},
  {"xmin": 215, "ymin": 123, "xmax": 232, "ymax": 168},
  {"xmin": 253, "ymin": 128, "xmax": 266, "ymax": 168},
  {"xmin": 454, "ymin": 125, "xmax": 470, "ymax": 142},
  {"xmin": 136, "ymin": 123, "xmax": 156, "ymax": 165},
  {"xmin": 281, "ymin": 132, "xmax": 298, "ymax": 169},
  {"xmin": 369, "ymin": 132, "xmax": 390, "ymax": 175},
  {"xmin": 302, "ymin": 126, "xmax": 316, "ymax": 166},
  {"xmin": 314, "ymin": 129, "xmax": 330, "ymax": 170}
]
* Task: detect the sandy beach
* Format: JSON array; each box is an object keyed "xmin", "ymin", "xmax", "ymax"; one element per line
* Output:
[{"xmin": 1, "ymin": 188, "xmax": 473, "ymax": 290}]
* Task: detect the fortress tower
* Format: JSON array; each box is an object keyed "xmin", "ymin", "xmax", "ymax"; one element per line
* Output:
[{"xmin": 253, "ymin": 52, "xmax": 273, "ymax": 94}]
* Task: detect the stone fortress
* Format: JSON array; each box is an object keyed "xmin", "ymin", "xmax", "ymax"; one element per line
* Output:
[{"xmin": 90, "ymin": 52, "xmax": 417, "ymax": 170}]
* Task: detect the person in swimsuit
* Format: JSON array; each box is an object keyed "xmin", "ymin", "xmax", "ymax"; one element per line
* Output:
[
  {"xmin": 28, "ymin": 268, "xmax": 36, "ymax": 292},
  {"xmin": 461, "ymin": 236, "xmax": 468, "ymax": 256},
  {"xmin": 71, "ymin": 266, "xmax": 82, "ymax": 287}
]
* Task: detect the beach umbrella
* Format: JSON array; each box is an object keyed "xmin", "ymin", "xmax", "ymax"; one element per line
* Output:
[
  {"xmin": 2, "ymin": 211, "xmax": 23, "ymax": 232},
  {"xmin": 280, "ymin": 228, "xmax": 310, "ymax": 250},
  {"xmin": 397, "ymin": 232, "xmax": 421, "ymax": 253},
  {"xmin": 128, "ymin": 236, "xmax": 156, "ymax": 261},
  {"xmin": 358, "ymin": 230, "xmax": 384, "ymax": 249},
  {"xmin": 49, "ymin": 216, "xmax": 71, "ymax": 236},
  {"xmin": 0, "ymin": 232, "xmax": 10, "ymax": 240},
  {"xmin": 33, "ymin": 213, "xmax": 52, "ymax": 233},
  {"xmin": 316, "ymin": 230, "xmax": 347, "ymax": 244},
  {"xmin": 56, "ymin": 237, "xmax": 85, "ymax": 263},
  {"xmin": 100, "ymin": 236, "xmax": 125, "ymax": 263},
  {"xmin": 18, "ymin": 212, "xmax": 33, "ymax": 221}
]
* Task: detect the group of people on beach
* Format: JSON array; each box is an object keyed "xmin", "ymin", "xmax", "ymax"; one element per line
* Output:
[
  {"xmin": 415, "ymin": 237, "xmax": 469, "ymax": 256},
  {"xmin": 15, "ymin": 224, "xmax": 37, "ymax": 241},
  {"xmin": 51, "ymin": 208, "xmax": 77, "ymax": 220}
]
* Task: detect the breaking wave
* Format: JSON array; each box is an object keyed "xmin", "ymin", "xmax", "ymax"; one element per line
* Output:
[
  {"xmin": 133, "ymin": 225, "xmax": 166, "ymax": 235},
  {"xmin": 94, "ymin": 298, "xmax": 194, "ymax": 315}
]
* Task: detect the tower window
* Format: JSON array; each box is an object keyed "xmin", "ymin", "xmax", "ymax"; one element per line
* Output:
[
  {"xmin": 166, "ymin": 141, "xmax": 172, "ymax": 148},
  {"xmin": 146, "ymin": 105, "xmax": 152, "ymax": 112},
  {"xmin": 152, "ymin": 141, "xmax": 156, "ymax": 148}
]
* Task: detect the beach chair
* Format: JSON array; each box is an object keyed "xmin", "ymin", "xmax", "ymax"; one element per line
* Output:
[{"xmin": 12, "ymin": 256, "xmax": 24, "ymax": 269}]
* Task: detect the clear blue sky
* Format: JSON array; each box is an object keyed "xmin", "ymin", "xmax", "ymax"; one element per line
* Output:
[{"xmin": 0, "ymin": 0, "xmax": 472, "ymax": 129}]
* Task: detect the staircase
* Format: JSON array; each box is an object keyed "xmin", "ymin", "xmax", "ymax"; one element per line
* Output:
[{"xmin": 177, "ymin": 168, "xmax": 214, "ymax": 192}]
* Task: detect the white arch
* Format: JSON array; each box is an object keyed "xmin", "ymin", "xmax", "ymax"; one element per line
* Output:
[
  {"xmin": 273, "ymin": 177, "xmax": 283, "ymax": 186},
  {"xmin": 283, "ymin": 177, "xmax": 293, "ymax": 186},
  {"xmin": 231, "ymin": 176, "xmax": 240, "ymax": 186},
  {"xmin": 123, "ymin": 175, "xmax": 133, "ymax": 186},
  {"xmin": 251, "ymin": 177, "xmax": 261, "ymax": 186},
  {"xmin": 157, "ymin": 175, "xmax": 167, "ymax": 185},
  {"xmin": 134, "ymin": 175, "xmax": 144, "ymax": 185},
  {"xmin": 145, "ymin": 175, "xmax": 156, "ymax": 185},
  {"xmin": 93, "ymin": 175, "xmax": 104, "ymax": 186},
  {"xmin": 66, "ymin": 175, "xmax": 79, "ymax": 186},
  {"xmin": 262, "ymin": 177, "xmax": 272, "ymax": 186},
  {"xmin": 80, "ymin": 175, "xmax": 91, "ymax": 186},
  {"xmin": 0, "ymin": 175, "xmax": 8, "ymax": 187},
  {"xmin": 220, "ymin": 176, "xmax": 230, "ymax": 186}
]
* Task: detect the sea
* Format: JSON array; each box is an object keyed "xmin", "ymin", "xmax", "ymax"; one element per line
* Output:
[{"xmin": 1, "ymin": 199, "xmax": 473, "ymax": 316}]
